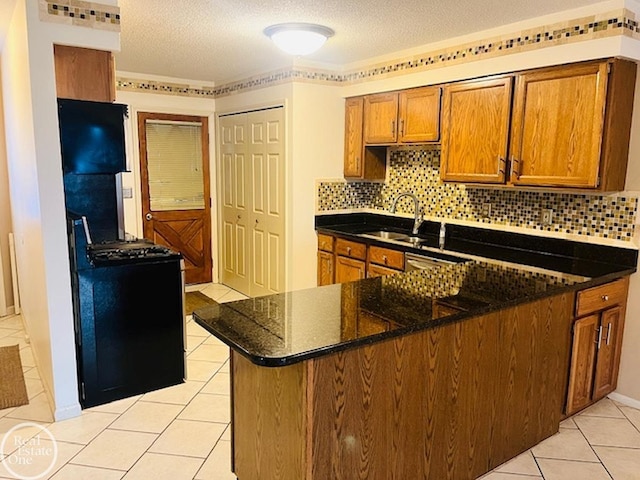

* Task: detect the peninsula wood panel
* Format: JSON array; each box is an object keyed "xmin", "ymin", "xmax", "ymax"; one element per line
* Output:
[
  {"xmin": 232, "ymin": 352, "xmax": 307, "ymax": 480},
  {"xmin": 440, "ymin": 77, "xmax": 512, "ymax": 183},
  {"xmin": 309, "ymin": 293, "xmax": 573, "ymax": 480}
]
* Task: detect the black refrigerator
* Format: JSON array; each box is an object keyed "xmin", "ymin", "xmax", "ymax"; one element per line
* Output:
[{"xmin": 59, "ymin": 98, "xmax": 186, "ymax": 408}]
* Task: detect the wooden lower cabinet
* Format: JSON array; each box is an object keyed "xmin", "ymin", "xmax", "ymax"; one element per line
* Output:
[
  {"xmin": 367, "ymin": 263, "xmax": 400, "ymax": 278},
  {"xmin": 231, "ymin": 292, "xmax": 574, "ymax": 480},
  {"xmin": 566, "ymin": 277, "xmax": 629, "ymax": 415},
  {"xmin": 317, "ymin": 251, "xmax": 334, "ymax": 286},
  {"xmin": 335, "ymin": 256, "xmax": 366, "ymax": 283}
]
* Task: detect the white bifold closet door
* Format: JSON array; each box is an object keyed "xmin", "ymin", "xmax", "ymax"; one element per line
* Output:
[{"xmin": 219, "ymin": 107, "xmax": 285, "ymax": 297}]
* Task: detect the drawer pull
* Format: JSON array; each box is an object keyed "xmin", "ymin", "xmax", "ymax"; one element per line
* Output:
[
  {"xmin": 382, "ymin": 255, "xmax": 388, "ymax": 264},
  {"xmin": 602, "ymin": 295, "xmax": 609, "ymax": 301}
]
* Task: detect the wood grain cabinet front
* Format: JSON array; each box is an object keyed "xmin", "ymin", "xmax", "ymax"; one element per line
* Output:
[
  {"xmin": 54, "ymin": 45, "xmax": 116, "ymax": 102},
  {"xmin": 441, "ymin": 59, "xmax": 636, "ymax": 191},
  {"xmin": 566, "ymin": 277, "xmax": 629, "ymax": 415}
]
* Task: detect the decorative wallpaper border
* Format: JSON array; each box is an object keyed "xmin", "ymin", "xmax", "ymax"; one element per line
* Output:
[
  {"xmin": 116, "ymin": 8, "xmax": 639, "ymax": 98},
  {"xmin": 39, "ymin": 0, "xmax": 120, "ymax": 31}
]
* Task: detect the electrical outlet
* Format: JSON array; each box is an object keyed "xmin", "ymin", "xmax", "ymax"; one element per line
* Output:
[
  {"xmin": 481, "ymin": 203, "xmax": 491, "ymax": 218},
  {"xmin": 541, "ymin": 208, "xmax": 553, "ymax": 225}
]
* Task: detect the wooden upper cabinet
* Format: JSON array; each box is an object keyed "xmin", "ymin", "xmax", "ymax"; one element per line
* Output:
[
  {"xmin": 440, "ymin": 77, "xmax": 513, "ymax": 183},
  {"xmin": 398, "ymin": 86, "xmax": 441, "ymax": 143},
  {"xmin": 344, "ymin": 97, "xmax": 364, "ymax": 177},
  {"xmin": 510, "ymin": 62, "xmax": 608, "ymax": 188},
  {"xmin": 54, "ymin": 45, "xmax": 116, "ymax": 102},
  {"xmin": 364, "ymin": 93, "xmax": 399, "ymax": 144}
]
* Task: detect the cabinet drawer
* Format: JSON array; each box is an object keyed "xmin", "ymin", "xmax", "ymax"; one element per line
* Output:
[
  {"xmin": 335, "ymin": 238, "xmax": 367, "ymax": 260},
  {"xmin": 368, "ymin": 246, "xmax": 404, "ymax": 270},
  {"xmin": 575, "ymin": 278, "xmax": 628, "ymax": 317},
  {"xmin": 318, "ymin": 233, "xmax": 334, "ymax": 253}
]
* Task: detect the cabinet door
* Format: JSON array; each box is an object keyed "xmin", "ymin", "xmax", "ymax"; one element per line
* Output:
[
  {"xmin": 566, "ymin": 314, "xmax": 599, "ymax": 415},
  {"xmin": 593, "ymin": 307, "xmax": 623, "ymax": 400},
  {"xmin": 440, "ymin": 77, "xmax": 512, "ymax": 183},
  {"xmin": 398, "ymin": 87, "xmax": 441, "ymax": 143},
  {"xmin": 335, "ymin": 256, "xmax": 366, "ymax": 283},
  {"xmin": 317, "ymin": 251, "xmax": 335, "ymax": 286},
  {"xmin": 364, "ymin": 93, "xmax": 399, "ymax": 144},
  {"xmin": 54, "ymin": 45, "xmax": 115, "ymax": 102},
  {"xmin": 367, "ymin": 263, "xmax": 401, "ymax": 278},
  {"xmin": 510, "ymin": 62, "xmax": 608, "ymax": 188},
  {"xmin": 344, "ymin": 97, "xmax": 364, "ymax": 177}
]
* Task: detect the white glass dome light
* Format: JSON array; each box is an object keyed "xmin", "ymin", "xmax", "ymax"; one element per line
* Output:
[{"xmin": 264, "ymin": 23, "xmax": 335, "ymax": 56}]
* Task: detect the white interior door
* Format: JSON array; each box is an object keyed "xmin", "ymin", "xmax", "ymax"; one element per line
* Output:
[{"xmin": 219, "ymin": 107, "xmax": 285, "ymax": 297}]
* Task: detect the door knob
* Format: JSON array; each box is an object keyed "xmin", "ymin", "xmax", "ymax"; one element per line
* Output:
[{"xmin": 145, "ymin": 213, "xmax": 153, "ymax": 221}]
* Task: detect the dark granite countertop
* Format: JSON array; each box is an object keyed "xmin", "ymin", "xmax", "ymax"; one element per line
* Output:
[{"xmin": 194, "ymin": 213, "xmax": 637, "ymax": 367}]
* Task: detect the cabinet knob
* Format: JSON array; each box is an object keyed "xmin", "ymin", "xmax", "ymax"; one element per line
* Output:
[
  {"xmin": 347, "ymin": 247, "xmax": 352, "ymax": 254},
  {"xmin": 602, "ymin": 295, "xmax": 609, "ymax": 301},
  {"xmin": 382, "ymin": 255, "xmax": 388, "ymax": 264}
]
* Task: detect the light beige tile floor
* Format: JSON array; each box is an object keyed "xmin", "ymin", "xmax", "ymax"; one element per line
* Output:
[{"xmin": 1, "ymin": 283, "xmax": 639, "ymax": 480}]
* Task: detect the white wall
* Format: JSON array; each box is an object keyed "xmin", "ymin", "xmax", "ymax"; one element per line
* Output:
[
  {"xmin": 0, "ymin": 66, "xmax": 13, "ymax": 313},
  {"xmin": 1, "ymin": 0, "xmax": 119, "ymax": 420}
]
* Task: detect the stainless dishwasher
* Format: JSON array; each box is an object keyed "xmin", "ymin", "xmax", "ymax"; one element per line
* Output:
[{"xmin": 405, "ymin": 252, "xmax": 465, "ymax": 271}]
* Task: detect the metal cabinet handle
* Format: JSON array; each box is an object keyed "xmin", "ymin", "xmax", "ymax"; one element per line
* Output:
[
  {"xmin": 596, "ymin": 325, "xmax": 603, "ymax": 349},
  {"xmin": 511, "ymin": 157, "xmax": 520, "ymax": 178},
  {"xmin": 399, "ymin": 119, "xmax": 405, "ymax": 137},
  {"xmin": 391, "ymin": 120, "xmax": 395, "ymax": 136},
  {"xmin": 498, "ymin": 156, "xmax": 506, "ymax": 175},
  {"xmin": 606, "ymin": 322, "xmax": 612, "ymax": 346},
  {"xmin": 145, "ymin": 213, "xmax": 153, "ymax": 221},
  {"xmin": 602, "ymin": 294, "xmax": 609, "ymax": 301}
]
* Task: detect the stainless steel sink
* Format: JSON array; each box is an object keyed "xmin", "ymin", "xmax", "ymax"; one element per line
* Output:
[{"xmin": 362, "ymin": 230, "xmax": 410, "ymax": 241}]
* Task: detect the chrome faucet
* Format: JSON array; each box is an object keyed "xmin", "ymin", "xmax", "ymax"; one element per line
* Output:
[{"xmin": 390, "ymin": 192, "xmax": 423, "ymax": 235}]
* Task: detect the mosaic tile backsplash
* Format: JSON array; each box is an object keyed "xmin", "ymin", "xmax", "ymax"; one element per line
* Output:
[{"xmin": 317, "ymin": 148, "xmax": 638, "ymax": 243}]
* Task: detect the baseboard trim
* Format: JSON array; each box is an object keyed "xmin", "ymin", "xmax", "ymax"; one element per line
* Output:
[
  {"xmin": 608, "ymin": 392, "xmax": 640, "ymax": 410},
  {"xmin": 54, "ymin": 402, "xmax": 82, "ymax": 422}
]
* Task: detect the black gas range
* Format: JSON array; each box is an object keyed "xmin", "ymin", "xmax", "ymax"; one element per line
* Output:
[{"xmin": 87, "ymin": 239, "xmax": 181, "ymax": 266}]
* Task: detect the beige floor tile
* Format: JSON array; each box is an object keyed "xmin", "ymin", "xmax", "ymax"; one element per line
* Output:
[
  {"xmin": 24, "ymin": 377, "xmax": 44, "ymax": 400},
  {"xmin": 619, "ymin": 406, "xmax": 640, "ymax": 431},
  {"xmin": 122, "ymin": 452, "xmax": 203, "ymax": 480},
  {"xmin": 23, "ymin": 367, "xmax": 42, "ymax": 380},
  {"xmin": 195, "ymin": 441, "xmax": 235, "ymax": 480},
  {"xmin": 0, "ymin": 337, "xmax": 28, "ymax": 350},
  {"xmin": 218, "ymin": 291, "xmax": 248, "ymax": 303},
  {"xmin": 536, "ymin": 458, "xmax": 612, "ymax": 480},
  {"xmin": 560, "ymin": 417, "xmax": 578, "ymax": 429},
  {"xmin": 186, "ymin": 322, "xmax": 210, "ymax": 338},
  {"xmin": 45, "ymin": 412, "xmax": 118, "ymax": 444},
  {"xmin": 495, "ymin": 450, "xmax": 541, "ymax": 475},
  {"xmin": 593, "ymin": 445, "xmax": 640, "ymax": 480},
  {"xmin": 186, "ymin": 284, "xmax": 208, "ymax": 293},
  {"xmin": 199, "ymin": 284, "xmax": 232, "ymax": 299},
  {"xmin": 186, "ymin": 360, "xmax": 222, "ymax": 382},
  {"xmin": 575, "ymin": 416, "xmax": 640, "ymax": 448},
  {"xmin": 532, "ymin": 428, "xmax": 599, "ymax": 461},
  {"xmin": 479, "ymin": 473, "xmax": 541, "ymax": 480},
  {"xmin": 70, "ymin": 429, "xmax": 157, "ymax": 470},
  {"xmin": 6, "ymin": 392, "xmax": 54, "ymax": 423},
  {"xmin": 0, "ymin": 328, "xmax": 17, "ymax": 339},
  {"xmin": 109, "ymin": 401, "xmax": 183, "ymax": 434},
  {"xmin": 177, "ymin": 394, "xmax": 230, "ymax": 424},
  {"xmin": 141, "ymin": 381, "xmax": 204, "ymax": 406},
  {"xmin": 188, "ymin": 344, "xmax": 230, "ymax": 363},
  {"xmin": 0, "ymin": 316, "xmax": 24, "ymax": 330},
  {"xmin": 203, "ymin": 335, "xmax": 226, "ymax": 346},
  {"xmin": 18, "ymin": 347, "xmax": 35, "ymax": 368},
  {"xmin": 50, "ymin": 464, "xmax": 125, "ymax": 480},
  {"xmin": 220, "ymin": 425, "xmax": 231, "ymax": 442},
  {"xmin": 218, "ymin": 361, "xmax": 230, "ymax": 374},
  {"xmin": 0, "ymin": 408, "xmax": 15, "ymax": 419},
  {"xmin": 579, "ymin": 398, "xmax": 625, "ymax": 418},
  {"xmin": 0, "ymin": 419, "xmax": 51, "ymax": 455},
  {"xmin": 201, "ymin": 373, "xmax": 230, "ymax": 396},
  {"xmin": 0, "ymin": 439, "xmax": 82, "ymax": 480},
  {"xmin": 186, "ymin": 335, "xmax": 206, "ymax": 353},
  {"xmin": 88, "ymin": 396, "xmax": 142, "ymax": 415},
  {"xmin": 148, "ymin": 420, "xmax": 225, "ymax": 458}
]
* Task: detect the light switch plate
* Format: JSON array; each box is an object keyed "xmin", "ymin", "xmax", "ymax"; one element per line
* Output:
[
  {"xmin": 541, "ymin": 209, "xmax": 553, "ymax": 225},
  {"xmin": 122, "ymin": 187, "xmax": 133, "ymax": 199}
]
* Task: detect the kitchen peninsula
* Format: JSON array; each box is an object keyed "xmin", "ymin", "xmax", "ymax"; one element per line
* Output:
[{"xmin": 194, "ymin": 221, "xmax": 636, "ymax": 480}]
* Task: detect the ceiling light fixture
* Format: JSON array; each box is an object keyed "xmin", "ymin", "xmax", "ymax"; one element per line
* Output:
[{"xmin": 264, "ymin": 23, "xmax": 335, "ymax": 56}]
